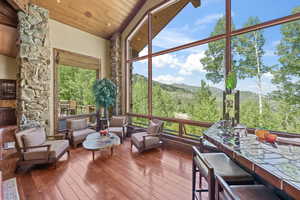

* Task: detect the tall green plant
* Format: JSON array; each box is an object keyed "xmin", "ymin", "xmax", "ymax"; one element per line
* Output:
[{"xmin": 92, "ymin": 78, "xmax": 117, "ymax": 118}]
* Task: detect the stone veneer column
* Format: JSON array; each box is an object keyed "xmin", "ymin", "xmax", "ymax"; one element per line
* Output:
[
  {"xmin": 17, "ymin": 4, "xmax": 51, "ymax": 133},
  {"xmin": 110, "ymin": 33, "xmax": 122, "ymax": 115}
]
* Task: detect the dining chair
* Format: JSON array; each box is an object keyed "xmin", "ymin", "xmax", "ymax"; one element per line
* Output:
[
  {"xmin": 192, "ymin": 146, "xmax": 254, "ymax": 200},
  {"xmin": 215, "ymin": 175, "xmax": 280, "ymax": 200}
]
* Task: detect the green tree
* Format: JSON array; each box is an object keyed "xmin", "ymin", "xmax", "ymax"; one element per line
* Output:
[
  {"xmin": 192, "ymin": 80, "xmax": 220, "ymax": 122},
  {"xmin": 235, "ymin": 17, "xmax": 270, "ymax": 116},
  {"xmin": 200, "ymin": 16, "xmax": 226, "ymax": 84},
  {"xmin": 59, "ymin": 65, "xmax": 96, "ymax": 111},
  {"xmin": 272, "ymin": 6, "xmax": 300, "ymax": 133}
]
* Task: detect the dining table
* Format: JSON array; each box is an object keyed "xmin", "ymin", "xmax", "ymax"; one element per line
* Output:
[{"xmin": 203, "ymin": 121, "xmax": 300, "ymax": 200}]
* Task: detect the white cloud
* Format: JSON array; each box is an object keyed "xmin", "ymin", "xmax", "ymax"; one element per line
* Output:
[
  {"xmin": 179, "ymin": 51, "xmax": 206, "ymax": 75},
  {"xmin": 265, "ymin": 50, "xmax": 276, "ymax": 57},
  {"xmin": 263, "ymin": 72, "xmax": 273, "ymax": 79},
  {"xmin": 153, "ymin": 75, "xmax": 185, "ymax": 84},
  {"xmin": 152, "ymin": 28, "xmax": 194, "ymax": 49},
  {"xmin": 138, "ymin": 47, "xmax": 148, "ymax": 57},
  {"xmin": 196, "ymin": 13, "xmax": 223, "ymax": 25},
  {"xmin": 153, "ymin": 54, "xmax": 180, "ymax": 68},
  {"xmin": 272, "ymin": 40, "xmax": 281, "ymax": 47}
]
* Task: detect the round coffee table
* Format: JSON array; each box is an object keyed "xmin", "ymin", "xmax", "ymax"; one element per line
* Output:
[{"xmin": 83, "ymin": 132, "xmax": 120, "ymax": 160}]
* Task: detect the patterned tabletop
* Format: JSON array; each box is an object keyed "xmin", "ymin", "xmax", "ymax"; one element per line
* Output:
[
  {"xmin": 204, "ymin": 122, "xmax": 300, "ymax": 191},
  {"xmin": 83, "ymin": 132, "xmax": 120, "ymax": 150}
]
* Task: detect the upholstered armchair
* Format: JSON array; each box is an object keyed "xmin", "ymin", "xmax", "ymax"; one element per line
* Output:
[
  {"xmin": 14, "ymin": 128, "xmax": 70, "ymax": 170},
  {"xmin": 108, "ymin": 116, "xmax": 128, "ymax": 144},
  {"xmin": 67, "ymin": 118, "xmax": 95, "ymax": 148},
  {"xmin": 131, "ymin": 119, "xmax": 164, "ymax": 152}
]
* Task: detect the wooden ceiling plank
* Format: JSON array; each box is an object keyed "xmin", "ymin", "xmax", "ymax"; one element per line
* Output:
[{"xmin": 30, "ymin": 0, "xmax": 140, "ymax": 38}]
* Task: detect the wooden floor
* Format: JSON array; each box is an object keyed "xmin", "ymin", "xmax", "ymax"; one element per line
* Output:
[{"xmin": 0, "ymin": 127, "xmax": 209, "ymax": 200}]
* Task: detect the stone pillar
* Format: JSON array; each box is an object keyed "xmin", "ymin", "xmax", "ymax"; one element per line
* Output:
[
  {"xmin": 17, "ymin": 4, "xmax": 51, "ymax": 133},
  {"xmin": 110, "ymin": 33, "xmax": 122, "ymax": 115}
]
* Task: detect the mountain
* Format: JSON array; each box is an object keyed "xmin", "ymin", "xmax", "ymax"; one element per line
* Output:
[{"xmin": 132, "ymin": 74, "xmax": 259, "ymax": 103}]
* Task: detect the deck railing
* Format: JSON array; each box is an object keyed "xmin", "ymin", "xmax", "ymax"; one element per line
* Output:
[{"xmin": 127, "ymin": 113, "xmax": 214, "ymax": 140}]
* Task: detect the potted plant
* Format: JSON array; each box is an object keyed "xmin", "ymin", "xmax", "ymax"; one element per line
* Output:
[{"xmin": 92, "ymin": 78, "xmax": 117, "ymax": 131}]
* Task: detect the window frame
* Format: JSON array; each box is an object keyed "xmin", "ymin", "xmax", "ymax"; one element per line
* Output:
[{"xmin": 125, "ymin": 0, "xmax": 300, "ymax": 136}]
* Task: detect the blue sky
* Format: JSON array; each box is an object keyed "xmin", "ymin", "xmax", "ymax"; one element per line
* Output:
[{"xmin": 133, "ymin": 0, "xmax": 300, "ymax": 94}]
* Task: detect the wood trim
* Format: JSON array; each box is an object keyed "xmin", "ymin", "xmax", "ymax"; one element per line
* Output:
[
  {"xmin": 6, "ymin": 0, "xmax": 28, "ymax": 12},
  {"xmin": 112, "ymin": 0, "xmax": 147, "ymax": 38},
  {"xmin": 0, "ymin": 24, "xmax": 17, "ymax": 57},
  {"xmin": 0, "ymin": 1, "xmax": 17, "ymax": 27},
  {"xmin": 127, "ymin": 112, "xmax": 213, "ymax": 128},
  {"xmin": 225, "ymin": 0, "xmax": 231, "ymax": 74},
  {"xmin": 54, "ymin": 48, "xmax": 100, "ymax": 70},
  {"xmin": 148, "ymin": 13, "xmax": 152, "ymax": 116},
  {"xmin": 53, "ymin": 48, "xmax": 101, "ymax": 132},
  {"xmin": 231, "ymin": 13, "xmax": 300, "ymax": 37}
]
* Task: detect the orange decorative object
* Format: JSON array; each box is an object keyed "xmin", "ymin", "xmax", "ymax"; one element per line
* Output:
[
  {"xmin": 265, "ymin": 134, "xmax": 277, "ymax": 143},
  {"xmin": 255, "ymin": 129, "xmax": 270, "ymax": 140}
]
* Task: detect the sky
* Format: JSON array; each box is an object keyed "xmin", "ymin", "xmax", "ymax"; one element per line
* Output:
[{"xmin": 133, "ymin": 0, "xmax": 300, "ymax": 94}]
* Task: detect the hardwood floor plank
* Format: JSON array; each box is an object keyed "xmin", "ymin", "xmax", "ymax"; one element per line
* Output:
[{"xmin": 10, "ymin": 136, "xmax": 202, "ymax": 200}]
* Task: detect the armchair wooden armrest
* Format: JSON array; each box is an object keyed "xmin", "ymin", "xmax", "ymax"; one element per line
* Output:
[
  {"xmin": 143, "ymin": 134, "xmax": 160, "ymax": 138},
  {"xmin": 67, "ymin": 129, "xmax": 74, "ymax": 138},
  {"xmin": 20, "ymin": 144, "xmax": 51, "ymax": 152},
  {"xmin": 47, "ymin": 134, "xmax": 66, "ymax": 140},
  {"xmin": 20, "ymin": 144, "xmax": 51, "ymax": 160}
]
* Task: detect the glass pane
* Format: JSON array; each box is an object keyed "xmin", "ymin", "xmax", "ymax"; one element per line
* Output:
[
  {"xmin": 131, "ymin": 60, "xmax": 148, "ymax": 115},
  {"xmin": 128, "ymin": 18, "xmax": 148, "ymax": 59},
  {"xmin": 232, "ymin": 20, "xmax": 300, "ymax": 133},
  {"xmin": 184, "ymin": 125, "xmax": 207, "ymax": 138},
  {"xmin": 58, "ymin": 65, "xmax": 96, "ymax": 117},
  {"xmin": 152, "ymin": 0, "xmax": 225, "ymax": 52},
  {"xmin": 163, "ymin": 121, "xmax": 179, "ymax": 135},
  {"xmin": 152, "ymin": 42, "xmax": 224, "ymax": 122},
  {"xmin": 131, "ymin": 117, "xmax": 148, "ymax": 127},
  {"xmin": 232, "ymin": 0, "xmax": 300, "ymax": 30}
]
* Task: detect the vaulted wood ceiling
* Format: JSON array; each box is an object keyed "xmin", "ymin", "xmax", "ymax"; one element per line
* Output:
[{"xmin": 30, "ymin": 0, "xmax": 142, "ymax": 39}]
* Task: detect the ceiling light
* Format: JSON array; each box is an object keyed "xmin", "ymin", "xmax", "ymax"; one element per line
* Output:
[
  {"xmin": 57, "ymin": 0, "xmax": 61, "ymax": 3},
  {"xmin": 106, "ymin": 23, "xmax": 112, "ymax": 27}
]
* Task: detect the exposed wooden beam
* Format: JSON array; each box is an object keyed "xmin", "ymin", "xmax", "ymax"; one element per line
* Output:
[
  {"xmin": 6, "ymin": 0, "xmax": 29, "ymax": 12},
  {"xmin": 110, "ymin": 0, "xmax": 147, "ymax": 38},
  {"xmin": 189, "ymin": 0, "xmax": 201, "ymax": 8},
  {"xmin": 0, "ymin": 0, "xmax": 17, "ymax": 27},
  {"xmin": 0, "ymin": 24, "xmax": 17, "ymax": 57}
]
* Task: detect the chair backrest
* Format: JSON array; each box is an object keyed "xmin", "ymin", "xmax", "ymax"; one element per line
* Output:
[
  {"xmin": 69, "ymin": 100, "xmax": 77, "ymax": 110},
  {"xmin": 192, "ymin": 146, "xmax": 215, "ymax": 200},
  {"xmin": 67, "ymin": 118, "xmax": 88, "ymax": 130},
  {"xmin": 110, "ymin": 116, "xmax": 127, "ymax": 127},
  {"xmin": 14, "ymin": 128, "xmax": 46, "ymax": 152},
  {"xmin": 216, "ymin": 175, "xmax": 240, "ymax": 200},
  {"xmin": 151, "ymin": 119, "xmax": 164, "ymax": 133}
]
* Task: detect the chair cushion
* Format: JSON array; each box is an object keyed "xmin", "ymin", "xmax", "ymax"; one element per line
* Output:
[
  {"xmin": 220, "ymin": 185, "xmax": 280, "ymax": 200},
  {"xmin": 72, "ymin": 128, "xmax": 95, "ymax": 142},
  {"xmin": 67, "ymin": 118, "xmax": 88, "ymax": 130},
  {"xmin": 110, "ymin": 116, "xmax": 126, "ymax": 127},
  {"xmin": 22, "ymin": 128, "xmax": 46, "ymax": 148},
  {"xmin": 15, "ymin": 128, "xmax": 37, "ymax": 148},
  {"xmin": 147, "ymin": 121, "xmax": 161, "ymax": 135},
  {"xmin": 131, "ymin": 132, "xmax": 160, "ymax": 148},
  {"xmin": 23, "ymin": 140, "xmax": 69, "ymax": 161},
  {"xmin": 195, "ymin": 153, "xmax": 253, "ymax": 182}
]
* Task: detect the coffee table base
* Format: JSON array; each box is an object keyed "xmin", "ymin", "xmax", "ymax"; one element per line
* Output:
[{"xmin": 90, "ymin": 147, "xmax": 114, "ymax": 161}]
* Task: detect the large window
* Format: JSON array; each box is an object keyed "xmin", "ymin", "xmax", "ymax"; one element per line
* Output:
[
  {"xmin": 233, "ymin": 20, "xmax": 300, "ymax": 133},
  {"xmin": 126, "ymin": 0, "xmax": 300, "ymax": 136},
  {"xmin": 58, "ymin": 65, "xmax": 96, "ymax": 117}
]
